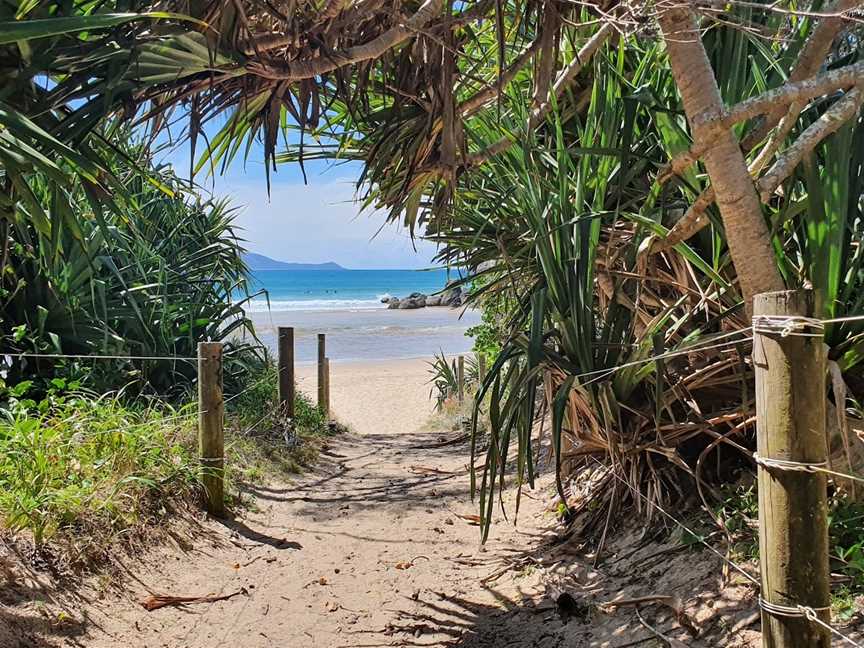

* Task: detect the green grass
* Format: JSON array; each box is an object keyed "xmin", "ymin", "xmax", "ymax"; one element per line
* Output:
[
  {"xmin": 0, "ymin": 391, "xmax": 200, "ymax": 552},
  {"xmin": 716, "ymin": 480, "xmax": 864, "ymax": 619},
  {"xmin": 0, "ymin": 365, "xmax": 334, "ymax": 566},
  {"xmin": 226, "ymin": 363, "xmax": 335, "ymax": 483}
]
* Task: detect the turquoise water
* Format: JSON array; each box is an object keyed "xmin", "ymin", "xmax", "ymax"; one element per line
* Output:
[
  {"xmin": 246, "ymin": 268, "xmax": 454, "ymax": 311},
  {"xmin": 243, "ymin": 268, "xmax": 480, "ymax": 361}
]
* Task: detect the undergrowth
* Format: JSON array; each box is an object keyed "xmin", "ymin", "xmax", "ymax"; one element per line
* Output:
[
  {"xmin": 0, "ymin": 363, "xmax": 333, "ymax": 568},
  {"xmin": 226, "ymin": 363, "xmax": 335, "ymax": 482},
  {"xmin": 716, "ymin": 480, "xmax": 864, "ymax": 619}
]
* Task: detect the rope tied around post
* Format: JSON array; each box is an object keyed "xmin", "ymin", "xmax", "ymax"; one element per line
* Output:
[
  {"xmin": 758, "ymin": 597, "xmax": 832, "ymax": 619},
  {"xmin": 753, "ymin": 289, "xmax": 831, "ymax": 648},
  {"xmin": 751, "ymin": 314, "xmax": 825, "ymax": 338},
  {"xmin": 759, "ymin": 598, "xmax": 864, "ymax": 648},
  {"xmin": 752, "ymin": 453, "xmax": 829, "ymax": 474}
]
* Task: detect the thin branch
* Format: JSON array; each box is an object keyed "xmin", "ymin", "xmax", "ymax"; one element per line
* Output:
[
  {"xmin": 661, "ymin": 88, "xmax": 863, "ymax": 251},
  {"xmin": 743, "ymin": 0, "xmax": 864, "ymax": 147},
  {"xmin": 696, "ymin": 60, "xmax": 864, "ymax": 133},
  {"xmin": 757, "ymin": 86, "xmax": 864, "ymax": 202},
  {"xmin": 659, "ymin": 187, "xmax": 716, "ymax": 251},
  {"xmin": 658, "ymin": 0, "xmax": 863, "ymax": 185},
  {"xmin": 458, "ymin": 37, "xmax": 543, "ymax": 117}
]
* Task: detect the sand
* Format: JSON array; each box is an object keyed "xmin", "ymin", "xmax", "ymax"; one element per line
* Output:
[
  {"xmin": 77, "ymin": 358, "xmax": 558, "ymax": 647},
  {"xmin": 296, "ymin": 358, "xmax": 434, "ymax": 434},
  {"xmin": 4, "ymin": 359, "xmax": 765, "ymax": 647}
]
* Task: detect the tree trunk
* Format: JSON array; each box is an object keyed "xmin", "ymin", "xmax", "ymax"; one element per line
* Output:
[{"xmin": 658, "ymin": 7, "xmax": 784, "ymax": 309}]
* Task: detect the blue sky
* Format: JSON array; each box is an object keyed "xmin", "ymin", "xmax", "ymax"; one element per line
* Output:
[{"xmin": 164, "ymin": 136, "xmax": 439, "ymax": 270}]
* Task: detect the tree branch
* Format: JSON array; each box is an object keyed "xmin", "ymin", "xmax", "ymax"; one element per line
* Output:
[
  {"xmin": 659, "ymin": 187, "xmax": 716, "ymax": 251},
  {"xmin": 657, "ymin": 4, "xmax": 785, "ymax": 306},
  {"xmin": 656, "ymin": 62, "xmax": 864, "ymax": 250},
  {"xmin": 696, "ymin": 60, "xmax": 864, "ymax": 133},
  {"xmin": 245, "ymin": 0, "xmax": 445, "ymax": 80},
  {"xmin": 658, "ymin": 0, "xmax": 862, "ymax": 186},
  {"xmin": 660, "ymin": 88, "xmax": 863, "ymax": 251},
  {"xmin": 757, "ymin": 86, "xmax": 863, "ymax": 202},
  {"xmin": 742, "ymin": 0, "xmax": 862, "ymax": 148},
  {"xmin": 458, "ymin": 37, "xmax": 543, "ymax": 117}
]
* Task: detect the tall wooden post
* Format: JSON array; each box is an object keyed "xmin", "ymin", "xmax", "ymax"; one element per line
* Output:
[
  {"xmin": 198, "ymin": 342, "xmax": 225, "ymax": 518},
  {"xmin": 457, "ymin": 355, "xmax": 465, "ymax": 404},
  {"xmin": 317, "ymin": 333, "xmax": 326, "ymax": 414},
  {"xmin": 278, "ymin": 326, "xmax": 295, "ymax": 419},
  {"xmin": 323, "ymin": 357, "xmax": 331, "ymax": 420},
  {"xmin": 754, "ymin": 289, "xmax": 829, "ymax": 648}
]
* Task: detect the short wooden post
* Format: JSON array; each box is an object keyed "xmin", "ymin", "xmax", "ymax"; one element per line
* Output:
[
  {"xmin": 754, "ymin": 289, "xmax": 829, "ymax": 648},
  {"xmin": 457, "ymin": 355, "xmax": 465, "ymax": 404},
  {"xmin": 278, "ymin": 326, "xmax": 295, "ymax": 420},
  {"xmin": 323, "ymin": 357, "xmax": 331, "ymax": 420},
  {"xmin": 198, "ymin": 341, "xmax": 225, "ymax": 518},
  {"xmin": 478, "ymin": 353, "xmax": 487, "ymax": 384},
  {"xmin": 317, "ymin": 333, "xmax": 326, "ymax": 414}
]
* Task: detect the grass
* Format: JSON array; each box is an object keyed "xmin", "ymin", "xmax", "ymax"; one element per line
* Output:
[
  {"xmin": 716, "ymin": 480, "xmax": 864, "ymax": 621},
  {"xmin": 226, "ymin": 363, "xmax": 335, "ymax": 483},
  {"xmin": 0, "ymin": 364, "xmax": 334, "ymax": 567},
  {"xmin": 0, "ymin": 391, "xmax": 200, "ymax": 558}
]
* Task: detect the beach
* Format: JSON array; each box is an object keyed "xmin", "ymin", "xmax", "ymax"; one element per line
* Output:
[
  {"xmin": 242, "ymin": 266, "xmax": 481, "ymax": 363},
  {"xmin": 296, "ymin": 356, "xmax": 435, "ymax": 430},
  {"xmin": 250, "ymin": 305, "xmax": 481, "ymax": 363}
]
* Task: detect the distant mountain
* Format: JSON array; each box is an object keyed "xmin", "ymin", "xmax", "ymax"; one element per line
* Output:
[{"xmin": 243, "ymin": 253, "xmax": 346, "ymax": 271}]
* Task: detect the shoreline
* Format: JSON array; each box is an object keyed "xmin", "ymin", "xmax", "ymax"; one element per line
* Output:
[{"xmin": 248, "ymin": 305, "xmax": 481, "ymax": 363}]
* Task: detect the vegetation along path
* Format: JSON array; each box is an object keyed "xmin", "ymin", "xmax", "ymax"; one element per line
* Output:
[{"xmin": 75, "ymin": 359, "xmax": 756, "ymax": 648}]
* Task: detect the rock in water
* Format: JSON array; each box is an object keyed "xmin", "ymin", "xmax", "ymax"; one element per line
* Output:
[
  {"xmin": 398, "ymin": 296, "xmax": 426, "ymax": 309},
  {"xmin": 440, "ymin": 284, "xmax": 463, "ymax": 307},
  {"xmin": 387, "ymin": 298, "xmax": 401, "ymax": 309}
]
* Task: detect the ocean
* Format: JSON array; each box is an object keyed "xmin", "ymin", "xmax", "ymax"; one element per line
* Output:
[
  {"xmin": 243, "ymin": 269, "xmax": 481, "ymax": 363},
  {"xmin": 245, "ymin": 268, "xmax": 455, "ymax": 312}
]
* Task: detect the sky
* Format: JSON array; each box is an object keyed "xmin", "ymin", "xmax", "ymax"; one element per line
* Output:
[{"xmin": 165, "ymin": 137, "xmax": 439, "ymax": 270}]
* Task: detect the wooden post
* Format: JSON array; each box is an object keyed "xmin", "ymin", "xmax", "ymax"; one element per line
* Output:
[
  {"xmin": 754, "ymin": 289, "xmax": 829, "ymax": 648},
  {"xmin": 478, "ymin": 353, "xmax": 487, "ymax": 385},
  {"xmin": 317, "ymin": 333, "xmax": 326, "ymax": 414},
  {"xmin": 457, "ymin": 355, "xmax": 465, "ymax": 404},
  {"xmin": 198, "ymin": 341, "xmax": 225, "ymax": 518},
  {"xmin": 278, "ymin": 326, "xmax": 295, "ymax": 420},
  {"xmin": 323, "ymin": 357, "xmax": 331, "ymax": 420}
]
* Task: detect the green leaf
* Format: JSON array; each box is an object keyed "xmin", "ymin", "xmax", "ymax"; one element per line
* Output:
[{"xmin": 0, "ymin": 12, "xmax": 201, "ymax": 45}]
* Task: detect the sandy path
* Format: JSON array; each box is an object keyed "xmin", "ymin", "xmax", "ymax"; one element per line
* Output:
[
  {"xmin": 81, "ymin": 359, "xmax": 558, "ymax": 648},
  {"xmin": 21, "ymin": 358, "xmax": 764, "ymax": 648}
]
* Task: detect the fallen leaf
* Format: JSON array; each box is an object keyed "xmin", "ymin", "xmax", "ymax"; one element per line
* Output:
[
  {"xmin": 455, "ymin": 513, "xmax": 481, "ymax": 525},
  {"xmin": 140, "ymin": 589, "xmax": 248, "ymax": 611}
]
